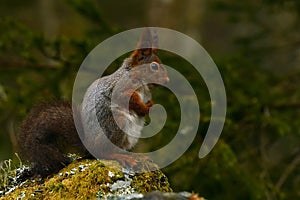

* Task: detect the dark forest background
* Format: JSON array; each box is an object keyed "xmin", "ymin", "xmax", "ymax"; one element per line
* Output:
[{"xmin": 1, "ymin": 0, "xmax": 300, "ymax": 199}]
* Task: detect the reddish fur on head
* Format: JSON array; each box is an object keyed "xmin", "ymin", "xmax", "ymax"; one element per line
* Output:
[{"xmin": 130, "ymin": 28, "xmax": 161, "ymax": 67}]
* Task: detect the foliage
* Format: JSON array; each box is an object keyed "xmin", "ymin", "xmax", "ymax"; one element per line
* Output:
[{"xmin": 0, "ymin": 0, "xmax": 300, "ymax": 199}]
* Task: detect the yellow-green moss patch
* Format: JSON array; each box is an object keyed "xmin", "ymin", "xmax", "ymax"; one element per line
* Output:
[{"xmin": 0, "ymin": 159, "xmax": 172, "ymax": 200}]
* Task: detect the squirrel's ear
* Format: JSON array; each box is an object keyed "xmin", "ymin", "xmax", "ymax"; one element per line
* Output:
[{"xmin": 130, "ymin": 28, "xmax": 158, "ymax": 67}]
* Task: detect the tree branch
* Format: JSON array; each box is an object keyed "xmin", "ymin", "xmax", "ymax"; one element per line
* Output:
[
  {"xmin": 0, "ymin": 59, "xmax": 61, "ymax": 70},
  {"xmin": 275, "ymin": 152, "xmax": 300, "ymax": 190}
]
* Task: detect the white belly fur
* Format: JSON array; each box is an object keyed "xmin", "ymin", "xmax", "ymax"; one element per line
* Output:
[{"xmin": 113, "ymin": 85, "xmax": 151, "ymax": 149}]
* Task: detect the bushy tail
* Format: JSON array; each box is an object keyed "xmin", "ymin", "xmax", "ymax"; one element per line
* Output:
[{"xmin": 17, "ymin": 101, "xmax": 89, "ymax": 177}]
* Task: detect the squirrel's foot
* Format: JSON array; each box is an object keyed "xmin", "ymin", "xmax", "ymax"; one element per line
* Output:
[
  {"xmin": 106, "ymin": 153, "xmax": 139, "ymax": 166},
  {"xmin": 105, "ymin": 153, "xmax": 158, "ymax": 172}
]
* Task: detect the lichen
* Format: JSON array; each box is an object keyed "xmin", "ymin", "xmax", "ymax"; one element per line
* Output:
[
  {"xmin": 0, "ymin": 159, "xmax": 173, "ymax": 200},
  {"xmin": 0, "ymin": 153, "xmax": 29, "ymax": 197}
]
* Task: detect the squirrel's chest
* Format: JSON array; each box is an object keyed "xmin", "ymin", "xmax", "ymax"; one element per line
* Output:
[
  {"xmin": 114, "ymin": 106, "xmax": 144, "ymax": 150},
  {"xmin": 119, "ymin": 86, "xmax": 151, "ymax": 149},
  {"xmin": 136, "ymin": 85, "xmax": 151, "ymax": 103}
]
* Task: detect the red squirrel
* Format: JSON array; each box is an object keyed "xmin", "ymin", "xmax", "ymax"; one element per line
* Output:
[{"xmin": 17, "ymin": 28, "xmax": 169, "ymax": 178}]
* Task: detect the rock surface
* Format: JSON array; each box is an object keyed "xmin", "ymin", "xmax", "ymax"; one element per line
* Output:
[{"xmin": 0, "ymin": 159, "xmax": 173, "ymax": 199}]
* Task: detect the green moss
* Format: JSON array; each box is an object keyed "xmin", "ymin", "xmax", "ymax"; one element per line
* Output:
[
  {"xmin": 0, "ymin": 159, "xmax": 172, "ymax": 200},
  {"xmin": 132, "ymin": 170, "xmax": 172, "ymax": 194}
]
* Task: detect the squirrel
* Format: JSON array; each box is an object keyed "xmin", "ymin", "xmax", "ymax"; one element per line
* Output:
[{"xmin": 17, "ymin": 28, "xmax": 169, "ymax": 178}]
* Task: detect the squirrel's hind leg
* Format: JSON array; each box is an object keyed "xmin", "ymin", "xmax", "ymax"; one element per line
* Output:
[{"xmin": 29, "ymin": 144, "xmax": 71, "ymax": 178}]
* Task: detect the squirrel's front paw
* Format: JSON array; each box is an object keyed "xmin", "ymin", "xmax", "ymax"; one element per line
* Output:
[
  {"xmin": 146, "ymin": 100, "xmax": 153, "ymax": 108},
  {"xmin": 135, "ymin": 101, "xmax": 153, "ymax": 116},
  {"xmin": 129, "ymin": 93, "xmax": 153, "ymax": 116},
  {"xmin": 135, "ymin": 106, "xmax": 150, "ymax": 116}
]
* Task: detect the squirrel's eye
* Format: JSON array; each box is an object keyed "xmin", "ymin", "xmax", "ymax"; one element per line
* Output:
[{"xmin": 150, "ymin": 62, "xmax": 159, "ymax": 71}]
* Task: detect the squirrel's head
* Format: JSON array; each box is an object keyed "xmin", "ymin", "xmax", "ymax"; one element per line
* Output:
[
  {"xmin": 128, "ymin": 28, "xmax": 169, "ymax": 86},
  {"xmin": 129, "ymin": 61, "xmax": 169, "ymax": 86},
  {"xmin": 129, "ymin": 28, "xmax": 161, "ymax": 67}
]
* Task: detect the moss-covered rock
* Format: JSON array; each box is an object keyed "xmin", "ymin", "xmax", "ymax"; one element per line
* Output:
[{"xmin": 0, "ymin": 159, "xmax": 172, "ymax": 199}]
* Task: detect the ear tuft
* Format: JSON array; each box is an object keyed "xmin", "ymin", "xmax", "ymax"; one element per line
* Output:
[{"xmin": 130, "ymin": 28, "xmax": 158, "ymax": 67}]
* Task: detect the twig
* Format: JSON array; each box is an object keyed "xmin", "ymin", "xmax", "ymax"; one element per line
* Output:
[
  {"xmin": 0, "ymin": 60, "xmax": 60, "ymax": 70},
  {"xmin": 8, "ymin": 121, "xmax": 17, "ymax": 154},
  {"xmin": 271, "ymin": 102, "xmax": 300, "ymax": 110},
  {"xmin": 275, "ymin": 152, "xmax": 300, "ymax": 190}
]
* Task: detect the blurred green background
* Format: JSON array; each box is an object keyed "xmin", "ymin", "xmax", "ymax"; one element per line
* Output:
[{"xmin": 1, "ymin": 0, "xmax": 300, "ymax": 199}]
